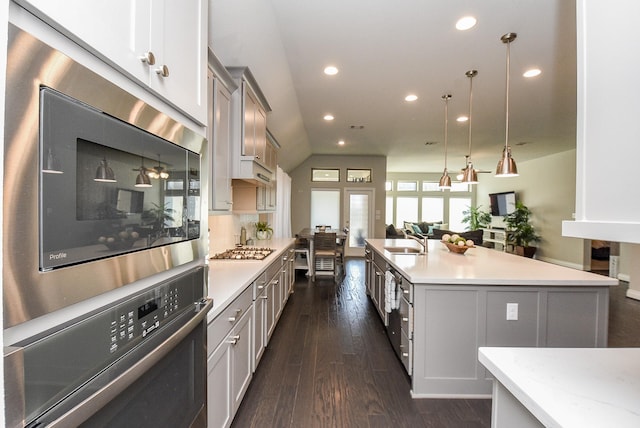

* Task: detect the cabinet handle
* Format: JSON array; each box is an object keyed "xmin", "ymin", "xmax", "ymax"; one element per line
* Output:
[
  {"xmin": 403, "ymin": 289, "xmax": 410, "ymax": 294},
  {"xmin": 375, "ymin": 272, "xmax": 382, "ymax": 276},
  {"xmin": 257, "ymin": 285, "xmax": 264, "ymax": 289},
  {"xmin": 155, "ymin": 65, "xmax": 170, "ymax": 77},
  {"xmin": 402, "ymin": 317, "xmax": 409, "ymax": 322},
  {"xmin": 228, "ymin": 308, "xmax": 243, "ymax": 322},
  {"xmin": 139, "ymin": 51, "xmax": 156, "ymax": 65},
  {"xmin": 260, "ymin": 295, "xmax": 268, "ymax": 300},
  {"xmin": 402, "ymin": 352, "xmax": 409, "ymax": 358},
  {"xmin": 228, "ymin": 335, "xmax": 241, "ymax": 346}
]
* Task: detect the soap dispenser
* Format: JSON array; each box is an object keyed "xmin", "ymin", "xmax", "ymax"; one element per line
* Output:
[{"xmin": 240, "ymin": 227, "xmax": 247, "ymax": 245}]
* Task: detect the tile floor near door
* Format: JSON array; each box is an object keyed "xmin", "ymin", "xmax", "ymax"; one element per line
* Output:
[{"xmin": 231, "ymin": 258, "xmax": 637, "ymax": 428}]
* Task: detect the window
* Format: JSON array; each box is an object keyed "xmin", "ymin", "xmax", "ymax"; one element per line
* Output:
[
  {"xmin": 449, "ymin": 197, "xmax": 472, "ymax": 232},
  {"xmin": 421, "ymin": 197, "xmax": 444, "ymax": 222},
  {"xmin": 311, "ymin": 189, "xmax": 340, "ymax": 229},
  {"xmin": 386, "ymin": 196, "xmax": 394, "ymax": 224},
  {"xmin": 395, "ymin": 197, "xmax": 418, "ymax": 227},
  {"xmin": 346, "ymin": 169, "xmax": 371, "ymax": 182},
  {"xmin": 397, "ymin": 181, "xmax": 418, "ymax": 192},
  {"xmin": 385, "ymin": 181, "xmax": 393, "ymax": 191},
  {"xmin": 311, "ymin": 168, "xmax": 340, "ymax": 182},
  {"xmin": 421, "ymin": 181, "xmax": 440, "ymax": 192},
  {"xmin": 451, "ymin": 182, "xmax": 470, "ymax": 192}
]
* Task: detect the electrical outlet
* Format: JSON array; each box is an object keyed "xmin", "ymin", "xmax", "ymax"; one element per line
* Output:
[{"xmin": 506, "ymin": 303, "xmax": 518, "ymax": 320}]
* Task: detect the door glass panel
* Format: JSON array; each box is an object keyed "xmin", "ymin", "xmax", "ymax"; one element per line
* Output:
[
  {"xmin": 395, "ymin": 197, "xmax": 418, "ymax": 227},
  {"xmin": 349, "ymin": 194, "xmax": 369, "ymax": 247}
]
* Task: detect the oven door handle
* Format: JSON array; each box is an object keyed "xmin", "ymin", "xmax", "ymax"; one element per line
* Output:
[{"xmin": 47, "ymin": 298, "xmax": 213, "ymax": 428}]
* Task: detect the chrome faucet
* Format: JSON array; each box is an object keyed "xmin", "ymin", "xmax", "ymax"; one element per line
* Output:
[{"xmin": 406, "ymin": 234, "xmax": 428, "ymax": 254}]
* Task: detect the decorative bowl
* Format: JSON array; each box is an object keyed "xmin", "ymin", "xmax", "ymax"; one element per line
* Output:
[{"xmin": 441, "ymin": 240, "xmax": 474, "ymax": 254}]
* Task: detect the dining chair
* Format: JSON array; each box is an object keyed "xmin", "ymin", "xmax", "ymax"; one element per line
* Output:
[{"xmin": 312, "ymin": 232, "xmax": 337, "ymax": 280}]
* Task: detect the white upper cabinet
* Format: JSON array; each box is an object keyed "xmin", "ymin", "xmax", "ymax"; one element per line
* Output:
[
  {"xmin": 16, "ymin": 0, "xmax": 207, "ymax": 124},
  {"xmin": 208, "ymin": 52, "xmax": 238, "ymax": 212}
]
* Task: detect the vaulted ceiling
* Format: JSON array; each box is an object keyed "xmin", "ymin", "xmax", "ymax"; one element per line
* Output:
[{"xmin": 209, "ymin": 0, "xmax": 577, "ymax": 175}]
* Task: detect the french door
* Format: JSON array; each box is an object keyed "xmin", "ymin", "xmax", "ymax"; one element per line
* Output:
[{"xmin": 344, "ymin": 188, "xmax": 374, "ymax": 257}]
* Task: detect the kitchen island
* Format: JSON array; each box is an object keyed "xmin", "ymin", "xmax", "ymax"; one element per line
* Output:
[{"xmin": 365, "ymin": 238, "xmax": 617, "ymax": 398}]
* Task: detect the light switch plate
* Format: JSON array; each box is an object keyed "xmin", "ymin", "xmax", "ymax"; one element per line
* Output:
[{"xmin": 506, "ymin": 303, "xmax": 518, "ymax": 320}]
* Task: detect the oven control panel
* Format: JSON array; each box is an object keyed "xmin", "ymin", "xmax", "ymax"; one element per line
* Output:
[{"xmin": 107, "ymin": 268, "xmax": 201, "ymax": 354}]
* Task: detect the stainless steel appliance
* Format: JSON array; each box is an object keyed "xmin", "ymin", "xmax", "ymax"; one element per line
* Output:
[
  {"xmin": 211, "ymin": 246, "xmax": 275, "ymax": 260},
  {"xmin": 3, "ymin": 24, "xmax": 206, "ymax": 329},
  {"xmin": 4, "ymin": 266, "xmax": 211, "ymax": 428},
  {"xmin": 3, "ymin": 24, "xmax": 210, "ymax": 428}
]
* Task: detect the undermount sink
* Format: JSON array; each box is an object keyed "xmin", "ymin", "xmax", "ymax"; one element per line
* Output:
[{"xmin": 384, "ymin": 246, "xmax": 423, "ymax": 254}]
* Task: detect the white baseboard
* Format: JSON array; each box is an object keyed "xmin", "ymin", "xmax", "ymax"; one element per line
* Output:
[
  {"xmin": 618, "ymin": 273, "xmax": 631, "ymax": 283},
  {"xmin": 626, "ymin": 287, "xmax": 640, "ymax": 301},
  {"xmin": 536, "ymin": 256, "xmax": 585, "ymax": 271}
]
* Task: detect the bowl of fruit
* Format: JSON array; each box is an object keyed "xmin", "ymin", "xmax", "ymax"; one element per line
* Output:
[{"xmin": 440, "ymin": 233, "xmax": 475, "ymax": 254}]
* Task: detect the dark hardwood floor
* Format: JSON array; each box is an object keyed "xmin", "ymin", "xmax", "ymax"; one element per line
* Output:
[{"xmin": 231, "ymin": 259, "xmax": 639, "ymax": 428}]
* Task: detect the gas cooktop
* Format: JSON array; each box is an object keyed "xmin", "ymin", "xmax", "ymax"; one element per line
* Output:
[{"xmin": 210, "ymin": 246, "xmax": 275, "ymax": 260}]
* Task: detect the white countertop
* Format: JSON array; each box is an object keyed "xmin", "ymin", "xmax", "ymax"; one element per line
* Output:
[
  {"xmin": 206, "ymin": 238, "xmax": 295, "ymax": 322},
  {"xmin": 366, "ymin": 238, "xmax": 617, "ymax": 286},
  {"xmin": 479, "ymin": 347, "xmax": 640, "ymax": 428}
]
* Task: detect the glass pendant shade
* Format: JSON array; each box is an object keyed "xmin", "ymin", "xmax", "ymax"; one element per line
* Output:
[
  {"xmin": 495, "ymin": 32, "xmax": 519, "ymax": 178},
  {"xmin": 135, "ymin": 167, "xmax": 152, "ymax": 187},
  {"xmin": 94, "ymin": 158, "xmax": 116, "ymax": 182}
]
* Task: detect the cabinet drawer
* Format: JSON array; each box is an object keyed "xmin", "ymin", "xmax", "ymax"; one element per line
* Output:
[
  {"xmin": 265, "ymin": 258, "xmax": 281, "ymax": 281},
  {"xmin": 400, "ymin": 330, "xmax": 412, "ymax": 376},
  {"xmin": 252, "ymin": 272, "xmax": 268, "ymax": 300},
  {"xmin": 208, "ymin": 287, "xmax": 253, "ymax": 354},
  {"xmin": 399, "ymin": 296, "xmax": 413, "ymax": 337}
]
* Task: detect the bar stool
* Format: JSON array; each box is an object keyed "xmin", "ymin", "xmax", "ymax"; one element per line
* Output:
[{"xmin": 312, "ymin": 232, "xmax": 337, "ymax": 280}]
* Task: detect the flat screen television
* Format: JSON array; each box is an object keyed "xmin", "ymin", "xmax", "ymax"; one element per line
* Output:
[{"xmin": 489, "ymin": 191, "xmax": 516, "ymax": 216}]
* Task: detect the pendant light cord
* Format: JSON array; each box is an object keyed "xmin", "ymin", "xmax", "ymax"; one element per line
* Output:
[
  {"xmin": 442, "ymin": 94, "xmax": 451, "ymax": 169},
  {"xmin": 504, "ymin": 36, "xmax": 512, "ymax": 152}
]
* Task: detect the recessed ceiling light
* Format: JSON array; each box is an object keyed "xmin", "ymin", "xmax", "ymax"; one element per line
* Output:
[
  {"xmin": 338, "ymin": 140, "xmax": 345, "ymax": 146},
  {"xmin": 523, "ymin": 68, "xmax": 542, "ymax": 78},
  {"xmin": 324, "ymin": 114, "xmax": 334, "ymax": 121},
  {"xmin": 457, "ymin": 115, "xmax": 469, "ymax": 122},
  {"xmin": 405, "ymin": 94, "xmax": 418, "ymax": 102},
  {"xmin": 324, "ymin": 66, "xmax": 339, "ymax": 75},
  {"xmin": 456, "ymin": 16, "xmax": 477, "ymax": 31}
]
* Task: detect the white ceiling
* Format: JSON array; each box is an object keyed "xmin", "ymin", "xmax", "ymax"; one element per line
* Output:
[{"xmin": 209, "ymin": 0, "xmax": 577, "ymax": 175}]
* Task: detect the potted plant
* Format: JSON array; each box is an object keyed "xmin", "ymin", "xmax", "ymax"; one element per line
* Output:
[
  {"xmin": 461, "ymin": 205, "xmax": 492, "ymax": 231},
  {"xmin": 503, "ymin": 201, "xmax": 541, "ymax": 258},
  {"xmin": 255, "ymin": 221, "xmax": 273, "ymax": 240}
]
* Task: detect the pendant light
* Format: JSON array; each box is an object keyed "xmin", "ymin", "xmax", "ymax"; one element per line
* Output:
[
  {"xmin": 438, "ymin": 94, "xmax": 452, "ymax": 190},
  {"xmin": 148, "ymin": 154, "xmax": 169, "ymax": 179},
  {"xmin": 42, "ymin": 148, "xmax": 63, "ymax": 174},
  {"xmin": 462, "ymin": 70, "xmax": 479, "ymax": 184},
  {"xmin": 94, "ymin": 157, "xmax": 116, "ymax": 182},
  {"xmin": 134, "ymin": 157, "xmax": 152, "ymax": 187},
  {"xmin": 495, "ymin": 32, "xmax": 519, "ymax": 177}
]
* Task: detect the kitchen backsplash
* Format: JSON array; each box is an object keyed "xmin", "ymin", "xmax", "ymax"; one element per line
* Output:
[{"xmin": 208, "ymin": 213, "xmax": 264, "ymax": 255}]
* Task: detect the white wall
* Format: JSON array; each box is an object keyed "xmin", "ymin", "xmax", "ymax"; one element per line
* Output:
[{"xmin": 477, "ymin": 149, "xmax": 586, "ymax": 269}]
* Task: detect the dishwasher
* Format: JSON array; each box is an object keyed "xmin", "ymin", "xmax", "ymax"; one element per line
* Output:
[{"xmin": 386, "ymin": 267, "xmax": 413, "ymax": 376}]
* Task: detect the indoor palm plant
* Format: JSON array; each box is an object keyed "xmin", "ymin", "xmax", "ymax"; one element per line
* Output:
[
  {"xmin": 461, "ymin": 205, "xmax": 492, "ymax": 231},
  {"xmin": 255, "ymin": 221, "xmax": 273, "ymax": 240},
  {"xmin": 504, "ymin": 201, "xmax": 541, "ymax": 257}
]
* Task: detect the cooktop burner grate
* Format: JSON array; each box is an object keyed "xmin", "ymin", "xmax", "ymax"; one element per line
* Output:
[{"xmin": 210, "ymin": 246, "xmax": 275, "ymax": 260}]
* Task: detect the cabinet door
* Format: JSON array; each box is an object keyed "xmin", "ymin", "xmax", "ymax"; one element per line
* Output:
[
  {"xmin": 18, "ymin": 0, "xmax": 206, "ymax": 123},
  {"xmin": 253, "ymin": 291, "xmax": 267, "ymax": 371},
  {"xmin": 266, "ymin": 276, "xmax": 278, "ymax": 340},
  {"xmin": 231, "ymin": 309, "xmax": 253, "ymax": 414},
  {"xmin": 152, "ymin": 0, "xmax": 207, "ymax": 123},
  {"xmin": 207, "ymin": 340, "xmax": 232, "ymax": 428},
  {"xmin": 243, "ymin": 87, "xmax": 257, "ymax": 157},
  {"xmin": 254, "ymin": 104, "xmax": 267, "ymax": 166},
  {"xmin": 209, "ymin": 72, "xmax": 233, "ymax": 211}
]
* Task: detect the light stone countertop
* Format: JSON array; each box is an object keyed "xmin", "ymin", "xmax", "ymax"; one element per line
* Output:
[
  {"xmin": 366, "ymin": 238, "xmax": 618, "ymax": 286},
  {"xmin": 206, "ymin": 238, "xmax": 295, "ymax": 322},
  {"xmin": 479, "ymin": 347, "xmax": 640, "ymax": 428}
]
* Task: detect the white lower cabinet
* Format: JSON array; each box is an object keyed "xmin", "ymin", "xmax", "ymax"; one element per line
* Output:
[{"xmin": 207, "ymin": 287, "xmax": 253, "ymax": 428}]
